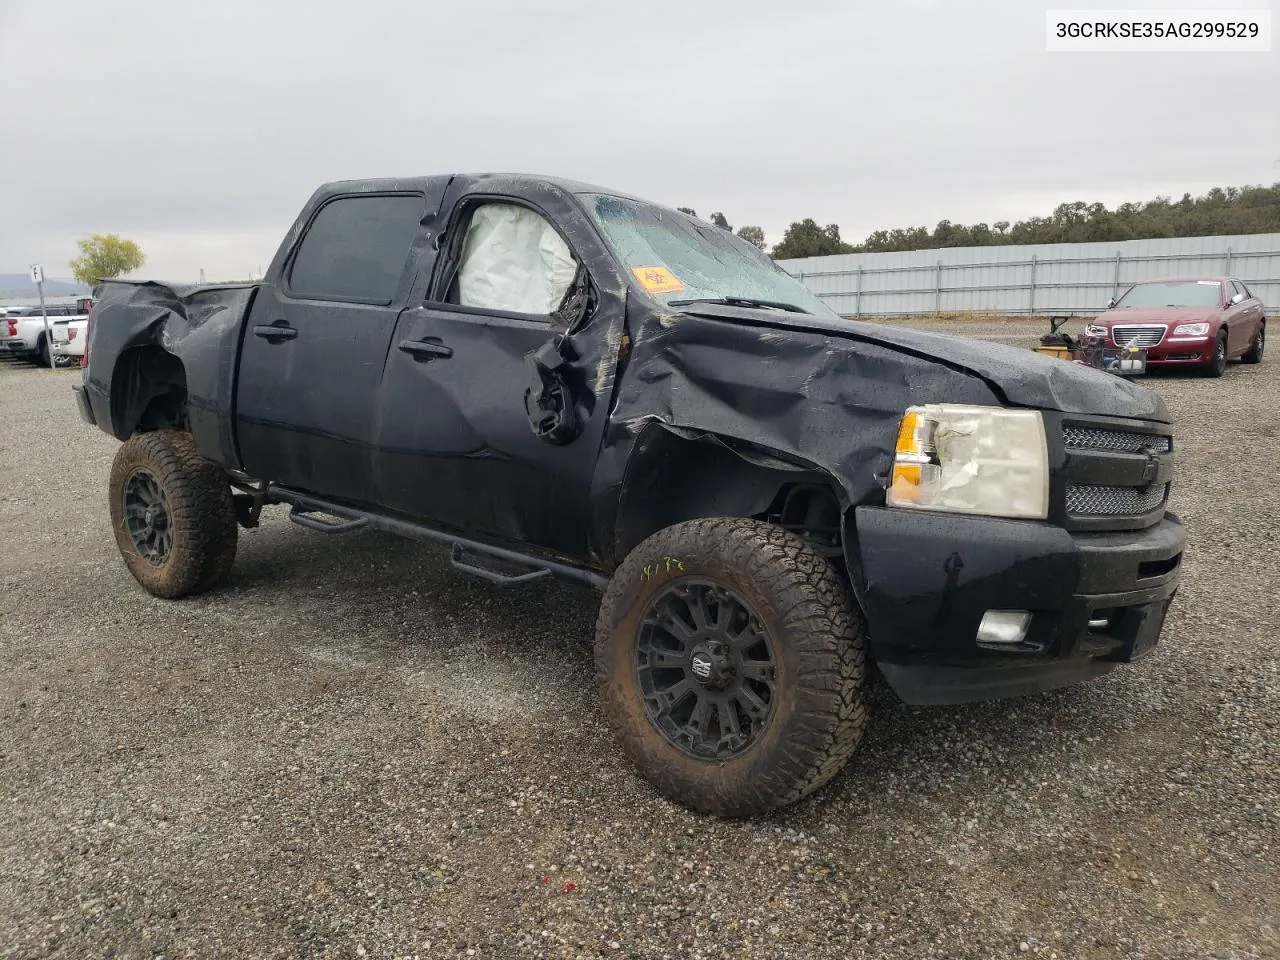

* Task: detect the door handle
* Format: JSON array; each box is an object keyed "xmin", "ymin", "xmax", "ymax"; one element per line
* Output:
[
  {"xmin": 398, "ymin": 338, "xmax": 453, "ymax": 361},
  {"xmin": 253, "ymin": 323, "xmax": 298, "ymax": 342}
]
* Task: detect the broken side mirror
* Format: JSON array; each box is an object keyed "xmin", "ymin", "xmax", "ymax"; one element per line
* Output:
[
  {"xmin": 1106, "ymin": 297, "xmax": 1117, "ymax": 309},
  {"xmin": 524, "ymin": 337, "xmax": 581, "ymax": 444},
  {"xmin": 550, "ymin": 263, "xmax": 594, "ymax": 333}
]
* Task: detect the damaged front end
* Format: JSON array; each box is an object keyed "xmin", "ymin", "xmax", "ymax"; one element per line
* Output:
[{"xmin": 574, "ymin": 191, "xmax": 1180, "ymax": 705}]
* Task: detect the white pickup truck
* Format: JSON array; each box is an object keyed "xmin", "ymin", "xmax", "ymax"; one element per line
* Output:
[
  {"xmin": 51, "ymin": 315, "xmax": 90, "ymax": 362},
  {"xmin": 1, "ymin": 299, "xmax": 93, "ymax": 365}
]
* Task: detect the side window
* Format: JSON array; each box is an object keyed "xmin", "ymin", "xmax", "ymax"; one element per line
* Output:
[
  {"xmin": 448, "ymin": 203, "xmax": 577, "ymax": 316},
  {"xmin": 288, "ymin": 194, "xmax": 424, "ymax": 303}
]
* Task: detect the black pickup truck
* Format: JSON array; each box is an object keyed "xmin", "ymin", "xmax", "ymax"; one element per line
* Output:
[{"xmin": 75, "ymin": 174, "xmax": 1184, "ymax": 815}]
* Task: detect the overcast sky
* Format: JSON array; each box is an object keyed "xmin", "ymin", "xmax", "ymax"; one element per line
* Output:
[{"xmin": 2, "ymin": 0, "xmax": 1277, "ymax": 281}]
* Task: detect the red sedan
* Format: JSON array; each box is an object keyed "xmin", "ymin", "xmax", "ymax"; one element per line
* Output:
[{"xmin": 1087, "ymin": 276, "xmax": 1266, "ymax": 377}]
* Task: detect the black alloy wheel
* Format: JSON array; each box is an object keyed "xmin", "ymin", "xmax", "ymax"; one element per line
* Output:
[
  {"xmin": 108, "ymin": 429, "xmax": 238, "ymax": 598},
  {"xmin": 123, "ymin": 469, "xmax": 172, "ymax": 565},
  {"xmin": 594, "ymin": 517, "xmax": 869, "ymax": 816},
  {"xmin": 635, "ymin": 579, "xmax": 777, "ymax": 760}
]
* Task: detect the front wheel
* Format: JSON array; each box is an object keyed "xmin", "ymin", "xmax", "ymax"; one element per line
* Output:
[
  {"xmin": 594, "ymin": 518, "xmax": 867, "ymax": 817},
  {"xmin": 108, "ymin": 430, "xmax": 238, "ymax": 598},
  {"xmin": 1203, "ymin": 332, "xmax": 1228, "ymax": 378},
  {"xmin": 1242, "ymin": 323, "xmax": 1265, "ymax": 364}
]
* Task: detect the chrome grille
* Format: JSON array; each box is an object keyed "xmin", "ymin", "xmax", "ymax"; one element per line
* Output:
[
  {"xmin": 1111, "ymin": 325, "xmax": 1166, "ymax": 348},
  {"xmin": 1067, "ymin": 483, "xmax": 1168, "ymax": 517},
  {"xmin": 1063, "ymin": 427, "xmax": 1171, "ymax": 454}
]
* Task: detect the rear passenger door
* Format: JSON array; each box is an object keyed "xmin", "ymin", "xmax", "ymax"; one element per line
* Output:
[
  {"xmin": 1236, "ymin": 280, "xmax": 1265, "ymax": 352},
  {"xmin": 1224, "ymin": 280, "xmax": 1253, "ymax": 355},
  {"xmin": 235, "ymin": 190, "xmax": 441, "ymax": 506}
]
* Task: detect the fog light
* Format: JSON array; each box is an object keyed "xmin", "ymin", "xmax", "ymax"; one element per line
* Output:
[{"xmin": 977, "ymin": 610, "xmax": 1032, "ymax": 645}]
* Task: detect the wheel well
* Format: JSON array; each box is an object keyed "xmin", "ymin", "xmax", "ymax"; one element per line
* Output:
[
  {"xmin": 111, "ymin": 346, "xmax": 189, "ymax": 438},
  {"xmin": 756, "ymin": 482, "xmax": 843, "ymax": 553},
  {"xmin": 612, "ymin": 425, "xmax": 846, "ymax": 565}
]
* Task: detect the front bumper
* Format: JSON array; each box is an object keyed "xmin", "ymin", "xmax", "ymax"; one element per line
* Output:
[
  {"xmin": 851, "ymin": 507, "xmax": 1184, "ymax": 705},
  {"xmin": 1129, "ymin": 338, "xmax": 1211, "ymax": 365}
]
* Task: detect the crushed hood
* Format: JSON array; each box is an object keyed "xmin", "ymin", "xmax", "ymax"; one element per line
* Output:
[{"xmin": 675, "ymin": 304, "xmax": 1171, "ymax": 423}]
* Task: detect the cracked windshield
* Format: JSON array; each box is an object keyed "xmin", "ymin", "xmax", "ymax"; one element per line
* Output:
[{"xmin": 587, "ymin": 194, "xmax": 835, "ymax": 317}]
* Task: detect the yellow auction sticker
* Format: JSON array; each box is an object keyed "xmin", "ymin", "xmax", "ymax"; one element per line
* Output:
[{"xmin": 632, "ymin": 266, "xmax": 686, "ymax": 295}]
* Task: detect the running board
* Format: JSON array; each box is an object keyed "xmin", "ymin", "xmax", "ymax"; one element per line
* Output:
[
  {"xmin": 269, "ymin": 485, "xmax": 607, "ymax": 591},
  {"xmin": 450, "ymin": 543, "xmax": 551, "ymax": 586},
  {"xmin": 288, "ymin": 504, "xmax": 369, "ymax": 534}
]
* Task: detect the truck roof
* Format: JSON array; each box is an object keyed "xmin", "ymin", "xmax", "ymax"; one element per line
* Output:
[{"xmin": 314, "ymin": 173, "xmax": 651, "ymax": 206}]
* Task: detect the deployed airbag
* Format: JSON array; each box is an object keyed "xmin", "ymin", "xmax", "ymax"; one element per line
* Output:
[{"xmin": 458, "ymin": 203, "xmax": 577, "ymax": 315}]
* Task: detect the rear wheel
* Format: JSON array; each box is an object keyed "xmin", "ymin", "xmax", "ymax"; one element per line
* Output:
[
  {"xmin": 1243, "ymin": 323, "xmax": 1265, "ymax": 364},
  {"xmin": 108, "ymin": 430, "xmax": 238, "ymax": 598},
  {"xmin": 594, "ymin": 518, "xmax": 867, "ymax": 817},
  {"xmin": 1203, "ymin": 332, "xmax": 1227, "ymax": 378}
]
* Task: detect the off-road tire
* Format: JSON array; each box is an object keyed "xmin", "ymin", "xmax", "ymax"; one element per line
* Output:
[
  {"xmin": 1203, "ymin": 332, "xmax": 1228, "ymax": 378},
  {"xmin": 594, "ymin": 518, "xmax": 867, "ymax": 817},
  {"xmin": 1242, "ymin": 323, "xmax": 1264, "ymax": 364},
  {"xmin": 108, "ymin": 430, "xmax": 238, "ymax": 598}
]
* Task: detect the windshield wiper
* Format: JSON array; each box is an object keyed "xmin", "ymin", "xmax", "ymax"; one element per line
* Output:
[{"xmin": 668, "ymin": 296, "xmax": 811, "ymax": 315}]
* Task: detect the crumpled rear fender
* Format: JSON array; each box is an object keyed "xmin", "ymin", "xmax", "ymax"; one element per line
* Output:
[{"xmin": 84, "ymin": 280, "xmax": 257, "ymax": 468}]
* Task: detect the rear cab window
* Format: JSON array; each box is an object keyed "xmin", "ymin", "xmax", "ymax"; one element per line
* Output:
[{"xmin": 288, "ymin": 194, "xmax": 424, "ymax": 303}]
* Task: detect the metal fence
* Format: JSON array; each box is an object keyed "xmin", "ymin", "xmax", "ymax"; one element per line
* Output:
[{"xmin": 777, "ymin": 233, "xmax": 1280, "ymax": 317}]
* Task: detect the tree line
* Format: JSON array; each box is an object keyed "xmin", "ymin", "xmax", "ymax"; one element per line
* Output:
[{"xmin": 685, "ymin": 182, "xmax": 1280, "ymax": 260}]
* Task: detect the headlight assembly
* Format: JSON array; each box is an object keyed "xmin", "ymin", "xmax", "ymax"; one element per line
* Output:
[
  {"xmin": 887, "ymin": 404, "xmax": 1049, "ymax": 520},
  {"xmin": 1171, "ymin": 322, "xmax": 1210, "ymax": 337}
]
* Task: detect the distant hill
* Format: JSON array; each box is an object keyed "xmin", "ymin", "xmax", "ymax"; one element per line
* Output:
[{"xmin": 0, "ymin": 274, "xmax": 90, "ymax": 299}]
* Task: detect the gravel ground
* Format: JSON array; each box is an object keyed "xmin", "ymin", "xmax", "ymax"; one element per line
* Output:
[{"xmin": 1, "ymin": 321, "xmax": 1276, "ymax": 960}]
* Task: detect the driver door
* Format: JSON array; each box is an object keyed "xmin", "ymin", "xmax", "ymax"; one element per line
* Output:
[{"xmin": 372, "ymin": 188, "xmax": 621, "ymax": 558}]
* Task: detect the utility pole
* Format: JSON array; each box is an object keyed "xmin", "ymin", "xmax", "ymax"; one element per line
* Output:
[{"xmin": 30, "ymin": 264, "xmax": 54, "ymax": 370}]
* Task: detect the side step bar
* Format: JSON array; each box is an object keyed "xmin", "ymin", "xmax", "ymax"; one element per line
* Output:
[
  {"xmin": 288, "ymin": 504, "xmax": 369, "ymax": 534},
  {"xmin": 269, "ymin": 485, "xmax": 608, "ymax": 591}
]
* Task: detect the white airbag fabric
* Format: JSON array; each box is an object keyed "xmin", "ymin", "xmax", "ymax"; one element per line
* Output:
[{"xmin": 457, "ymin": 204, "xmax": 576, "ymax": 314}]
